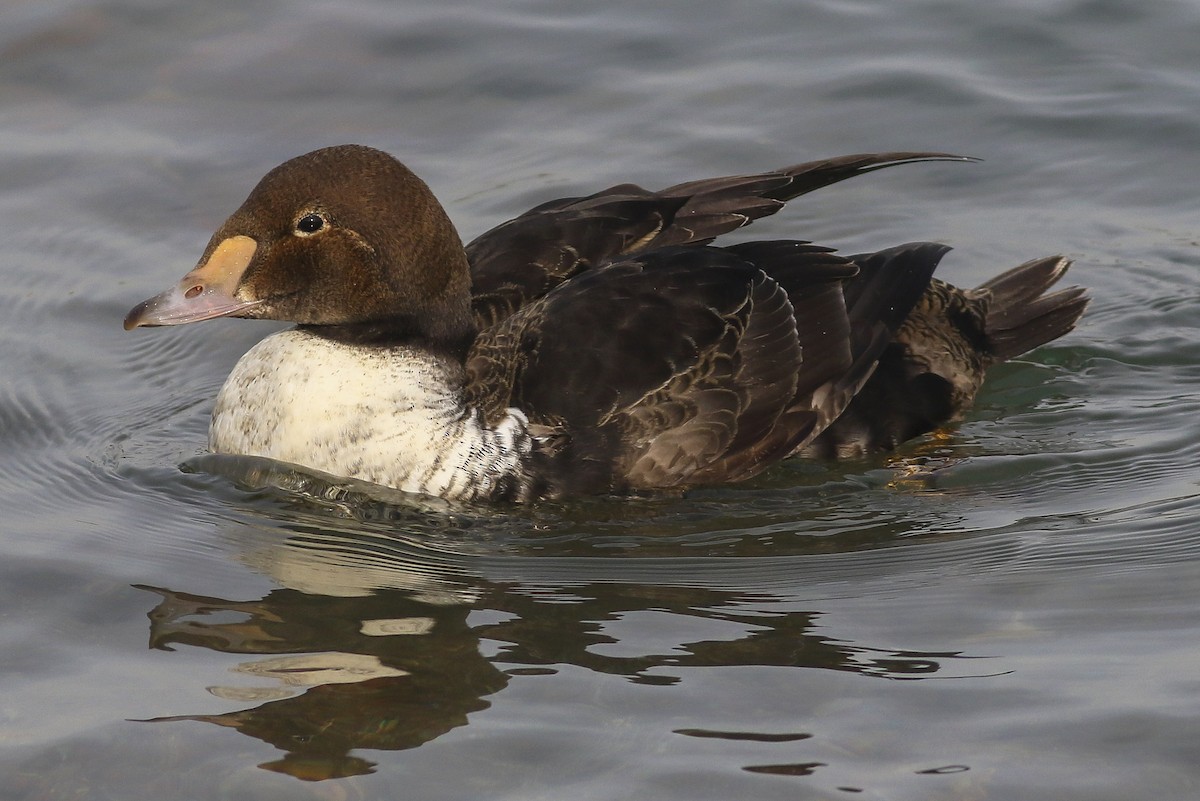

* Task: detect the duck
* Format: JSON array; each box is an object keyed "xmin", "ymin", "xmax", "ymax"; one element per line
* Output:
[{"xmin": 124, "ymin": 145, "xmax": 1088, "ymax": 503}]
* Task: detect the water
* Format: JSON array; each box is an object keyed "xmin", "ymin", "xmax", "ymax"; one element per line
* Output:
[{"xmin": 3, "ymin": 0, "xmax": 1200, "ymax": 798}]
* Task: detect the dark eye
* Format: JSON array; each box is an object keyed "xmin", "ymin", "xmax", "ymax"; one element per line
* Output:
[{"xmin": 295, "ymin": 213, "xmax": 325, "ymax": 235}]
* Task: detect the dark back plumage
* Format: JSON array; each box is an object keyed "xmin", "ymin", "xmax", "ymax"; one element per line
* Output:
[
  {"xmin": 466, "ymin": 153, "xmax": 972, "ymax": 329},
  {"xmin": 460, "ymin": 153, "xmax": 1079, "ymax": 496},
  {"xmin": 466, "ymin": 242, "xmax": 901, "ymax": 494}
]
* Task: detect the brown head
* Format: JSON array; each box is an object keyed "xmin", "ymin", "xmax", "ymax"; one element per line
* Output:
[{"xmin": 124, "ymin": 145, "xmax": 475, "ymax": 353}]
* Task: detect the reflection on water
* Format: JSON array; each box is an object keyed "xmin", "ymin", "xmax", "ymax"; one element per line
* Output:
[
  {"xmin": 134, "ymin": 518, "xmax": 992, "ymax": 781},
  {"xmin": 138, "ymin": 582, "xmax": 505, "ymax": 780}
]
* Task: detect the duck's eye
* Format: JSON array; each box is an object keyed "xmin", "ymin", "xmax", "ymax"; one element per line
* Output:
[{"xmin": 295, "ymin": 213, "xmax": 326, "ymax": 235}]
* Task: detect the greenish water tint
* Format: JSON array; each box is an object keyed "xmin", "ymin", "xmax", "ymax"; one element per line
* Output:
[{"xmin": 3, "ymin": 1, "xmax": 1200, "ymax": 798}]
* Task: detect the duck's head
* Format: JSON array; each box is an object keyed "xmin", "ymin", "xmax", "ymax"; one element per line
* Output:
[{"xmin": 124, "ymin": 145, "xmax": 474, "ymax": 351}]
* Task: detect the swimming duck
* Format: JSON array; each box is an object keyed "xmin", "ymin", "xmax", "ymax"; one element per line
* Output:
[{"xmin": 125, "ymin": 145, "xmax": 1087, "ymax": 502}]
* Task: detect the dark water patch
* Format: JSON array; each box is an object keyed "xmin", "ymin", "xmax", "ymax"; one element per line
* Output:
[
  {"xmin": 676, "ymin": 728, "xmax": 813, "ymax": 742},
  {"xmin": 743, "ymin": 761, "xmax": 825, "ymax": 776}
]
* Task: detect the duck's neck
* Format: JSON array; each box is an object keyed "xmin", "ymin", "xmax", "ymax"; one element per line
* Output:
[
  {"xmin": 209, "ymin": 328, "xmax": 534, "ymax": 502},
  {"xmin": 298, "ymin": 307, "xmax": 477, "ymax": 362}
]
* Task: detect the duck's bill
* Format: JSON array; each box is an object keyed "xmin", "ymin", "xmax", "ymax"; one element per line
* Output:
[{"xmin": 123, "ymin": 235, "xmax": 260, "ymax": 330}]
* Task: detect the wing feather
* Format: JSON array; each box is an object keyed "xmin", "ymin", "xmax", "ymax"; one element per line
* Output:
[{"xmin": 467, "ymin": 153, "xmax": 971, "ymax": 327}]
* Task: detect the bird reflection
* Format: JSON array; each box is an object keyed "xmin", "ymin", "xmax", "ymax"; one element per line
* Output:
[
  {"xmin": 135, "ymin": 511, "xmax": 973, "ymax": 782},
  {"xmin": 137, "ymin": 580, "xmax": 505, "ymax": 780}
]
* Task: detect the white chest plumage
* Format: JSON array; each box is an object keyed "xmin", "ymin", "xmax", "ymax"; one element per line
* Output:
[{"xmin": 209, "ymin": 329, "xmax": 533, "ymax": 502}]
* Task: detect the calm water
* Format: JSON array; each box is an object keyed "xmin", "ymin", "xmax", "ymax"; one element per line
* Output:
[{"xmin": 3, "ymin": 0, "xmax": 1200, "ymax": 798}]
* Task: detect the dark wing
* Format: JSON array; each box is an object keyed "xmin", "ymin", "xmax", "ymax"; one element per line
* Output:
[
  {"xmin": 465, "ymin": 240, "xmax": 944, "ymax": 494},
  {"xmin": 710, "ymin": 242, "xmax": 948, "ymax": 471},
  {"xmin": 466, "ymin": 152, "xmax": 973, "ymax": 328}
]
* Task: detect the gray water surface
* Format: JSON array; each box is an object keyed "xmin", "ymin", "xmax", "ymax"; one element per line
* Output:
[{"xmin": 3, "ymin": 1, "xmax": 1200, "ymax": 799}]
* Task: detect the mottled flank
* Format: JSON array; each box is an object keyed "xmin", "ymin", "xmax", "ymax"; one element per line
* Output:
[
  {"xmin": 126, "ymin": 145, "xmax": 1088, "ymax": 501},
  {"xmin": 800, "ymin": 255, "xmax": 1089, "ymax": 458}
]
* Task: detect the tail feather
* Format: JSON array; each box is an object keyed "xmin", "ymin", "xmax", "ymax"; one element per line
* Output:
[{"xmin": 980, "ymin": 256, "xmax": 1089, "ymax": 362}]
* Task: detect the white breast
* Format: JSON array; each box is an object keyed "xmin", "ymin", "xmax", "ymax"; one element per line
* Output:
[{"xmin": 209, "ymin": 329, "xmax": 533, "ymax": 501}]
